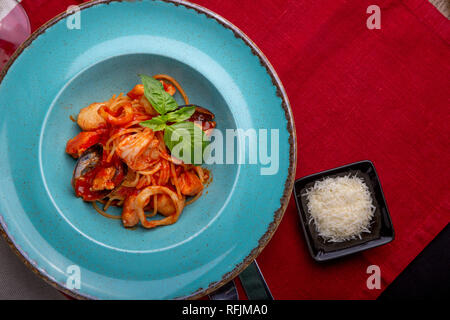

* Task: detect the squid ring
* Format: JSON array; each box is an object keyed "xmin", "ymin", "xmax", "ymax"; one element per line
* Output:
[
  {"xmin": 134, "ymin": 186, "xmax": 185, "ymax": 229},
  {"xmin": 98, "ymin": 102, "xmax": 134, "ymax": 125}
]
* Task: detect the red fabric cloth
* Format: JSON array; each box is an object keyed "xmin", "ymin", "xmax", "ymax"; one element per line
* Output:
[{"xmin": 16, "ymin": 0, "xmax": 450, "ymax": 299}]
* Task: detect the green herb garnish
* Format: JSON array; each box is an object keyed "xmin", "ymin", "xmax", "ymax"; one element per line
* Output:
[
  {"xmin": 164, "ymin": 121, "xmax": 209, "ymax": 165},
  {"xmin": 139, "ymin": 74, "xmax": 178, "ymax": 115},
  {"xmin": 138, "ymin": 75, "xmax": 209, "ymax": 164}
]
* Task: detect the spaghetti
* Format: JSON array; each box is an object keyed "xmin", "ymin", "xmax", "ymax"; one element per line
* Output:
[{"xmin": 66, "ymin": 75, "xmax": 214, "ymax": 229}]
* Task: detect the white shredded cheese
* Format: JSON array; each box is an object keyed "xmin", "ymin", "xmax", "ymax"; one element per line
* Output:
[{"xmin": 303, "ymin": 175, "xmax": 375, "ymax": 242}]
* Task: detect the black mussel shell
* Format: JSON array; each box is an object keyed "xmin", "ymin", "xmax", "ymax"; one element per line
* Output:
[
  {"xmin": 72, "ymin": 144, "xmax": 103, "ymax": 189},
  {"xmin": 177, "ymin": 104, "xmax": 215, "ymax": 122},
  {"xmin": 72, "ymin": 143, "xmax": 127, "ymax": 201},
  {"xmin": 177, "ymin": 105, "xmax": 216, "ymax": 131}
]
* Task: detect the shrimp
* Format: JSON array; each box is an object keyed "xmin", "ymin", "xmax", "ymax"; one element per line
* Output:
[
  {"xmin": 98, "ymin": 102, "xmax": 134, "ymax": 126},
  {"xmin": 133, "ymin": 186, "xmax": 185, "ymax": 229},
  {"xmin": 122, "ymin": 194, "xmax": 140, "ymax": 227},
  {"xmin": 179, "ymin": 170, "xmax": 204, "ymax": 196},
  {"xmin": 115, "ymin": 129, "xmax": 160, "ymax": 171},
  {"xmin": 155, "ymin": 193, "xmax": 177, "ymax": 216},
  {"xmin": 77, "ymin": 103, "xmax": 107, "ymax": 131}
]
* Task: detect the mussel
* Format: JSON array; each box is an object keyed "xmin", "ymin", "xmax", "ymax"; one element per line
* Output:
[
  {"xmin": 177, "ymin": 105, "xmax": 216, "ymax": 131},
  {"xmin": 72, "ymin": 143, "xmax": 127, "ymax": 201}
]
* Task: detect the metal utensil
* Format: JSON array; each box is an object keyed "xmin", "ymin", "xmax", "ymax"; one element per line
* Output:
[
  {"xmin": 208, "ymin": 261, "xmax": 273, "ymax": 300},
  {"xmin": 239, "ymin": 261, "xmax": 273, "ymax": 300},
  {"xmin": 208, "ymin": 279, "xmax": 239, "ymax": 300}
]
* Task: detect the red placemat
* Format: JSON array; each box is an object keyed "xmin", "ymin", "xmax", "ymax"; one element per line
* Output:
[{"xmin": 15, "ymin": 0, "xmax": 450, "ymax": 299}]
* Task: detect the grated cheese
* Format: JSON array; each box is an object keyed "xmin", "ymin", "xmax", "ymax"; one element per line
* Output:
[{"xmin": 303, "ymin": 175, "xmax": 375, "ymax": 242}]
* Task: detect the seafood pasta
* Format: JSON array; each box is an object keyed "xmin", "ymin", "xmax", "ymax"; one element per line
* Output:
[{"xmin": 66, "ymin": 74, "xmax": 215, "ymax": 229}]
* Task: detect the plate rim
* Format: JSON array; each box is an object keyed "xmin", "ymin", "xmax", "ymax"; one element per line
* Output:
[{"xmin": 0, "ymin": 0, "xmax": 297, "ymax": 300}]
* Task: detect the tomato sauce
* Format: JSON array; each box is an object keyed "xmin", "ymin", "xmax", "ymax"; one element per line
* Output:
[{"xmin": 74, "ymin": 152, "xmax": 125, "ymax": 201}]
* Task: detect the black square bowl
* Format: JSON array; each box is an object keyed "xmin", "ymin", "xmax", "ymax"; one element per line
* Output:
[{"xmin": 293, "ymin": 160, "xmax": 394, "ymax": 262}]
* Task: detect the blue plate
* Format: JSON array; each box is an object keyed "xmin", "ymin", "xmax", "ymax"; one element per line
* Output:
[{"xmin": 0, "ymin": 0, "xmax": 296, "ymax": 299}]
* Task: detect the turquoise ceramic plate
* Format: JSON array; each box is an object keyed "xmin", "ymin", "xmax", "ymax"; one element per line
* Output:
[{"xmin": 0, "ymin": 0, "xmax": 296, "ymax": 299}]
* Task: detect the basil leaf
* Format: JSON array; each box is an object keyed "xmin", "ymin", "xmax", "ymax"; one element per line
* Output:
[
  {"xmin": 139, "ymin": 115, "xmax": 167, "ymax": 131},
  {"xmin": 140, "ymin": 106, "xmax": 195, "ymax": 131},
  {"xmin": 139, "ymin": 74, "xmax": 178, "ymax": 115},
  {"xmin": 165, "ymin": 106, "xmax": 196, "ymax": 123},
  {"xmin": 164, "ymin": 121, "xmax": 209, "ymax": 164}
]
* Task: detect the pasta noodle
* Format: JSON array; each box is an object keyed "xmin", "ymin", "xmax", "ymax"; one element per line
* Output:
[{"xmin": 66, "ymin": 75, "xmax": 213, "ymax": 229}]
